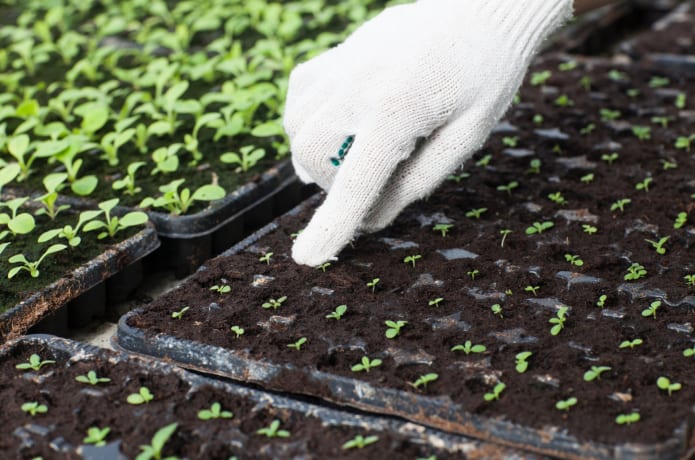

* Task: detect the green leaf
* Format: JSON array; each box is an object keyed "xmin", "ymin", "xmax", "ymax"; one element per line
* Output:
[
  {"xmin": 9, "ymin": 214, "xmax": 35, "ymax": 234},
  {"xmin": 191, "ymin": 185, "xmax": 225, "ymax": 202},
  {"xmin": 151, "ymin": 422, "xmax": 178, "ymax": 452},
  {"xmin": 99, "ymin": 198, "xmax": 119, "ymax": 213},
  {"xmin": 71, "ymin": 176, "xmax": 98, "ymax": 196},
  {"xmin": 43, "ymin": 173, "xmax": 68, "ymax": 193},
  {"xmin": 251, "ymin": 120, "xmax": 284, "ymax": 137},
  {"xmin": 119, "ymin": 212, "xmax": 148, "ymax": 228},
  {"xmin": 77, "ymin": 103, "xmax": 109, "ymax": 133},
  {"xmin": 8, "ymin": 135, "xmax": 30, "ymax": 158},
  {"xmin": 38, "ymin": 229, "xmax": 62, "ymax": 243},
  {"xmin": 148, "ymin": 120, "xmax": 172, "ymax": 136},
  {"xmin": 44, "ymin": 244, "xmax": 67, "ymax": 257},
  {"xmin": 0, "ymin": 163, "xmax": 20, "ymax": 188}
]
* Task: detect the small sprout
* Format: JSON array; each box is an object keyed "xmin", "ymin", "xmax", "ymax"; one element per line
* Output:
[
  {"xmin": 675, "ymin": 135, "xmax": 695, "ymax": 152},
  {"xmin": 620, "ymin": 338, "xmax": 643, "ymax": 349},
  {"xmin": 626, "ymin": 88, "xmax": 640, "ymax": 98},
  {"xmin": 230, "ymin": 325, "xmax": 245, "ymax": 338},
  {"xmin": 631, "ymin": 125, "xmax": 651, "ymax": 141},
  {"xmin": 596, "ymin": 294, "xmax": 607, "ymax": 308},
  {"xmin": 491, "ymin": 303, "xmax": 504, "ymax": 318},
  {"xmin": 616, "ymin": 412, "xmax": 640, "ymax": 425},
  {"xmin": 259, "ymin": 252, "xmax": 273, "ymax": 264},
  {"xmin": 475, "ymin": 154, "xmax": 492, "ymax": 167},
  {"xmin": 649, "ymin": 76, "xmax": 670, "ymax": 88},
  {"xmin": 683, "ymin": 346, "xmax": 695, "ymax": 357},
  {"xmin": 496, "ymin": 181, "xmax": 518, "ymax": 195},
  {"xmin": 625, "ymin": 263, "xmax": 647, "ymax": 281},
  {"xmin": 674, "ymin": 212, "xmax": 687, "ymax": 229},
  {"xmin": 635, "ymin": 177, "xmax": 652, "ymax": 192},
  {"xmin": 685, "ymin": 274, "xmax": 695, "ymax": 287},
  {"xmin": 564, "ymin": 254, "xmax": 583, "ymax": 267},
  {"xmin": 549, "ymin": 307, "xmax": 569, "ymax": 336},
  {"xmin": 601, "ymin": 152, "xmax": 619, "ymax": 165},
  {"xmin": 428, "ymin": 298, "xmax": 443, "ymax": 307},
  {"xmin": 256, "ymin": 420, "xmax": 290, "ymax": 438},
  {"xmin": 499, "ymin": 229, "xmax": 512, "ymax": 247},
  {"xmin": 450, "ymin": 340, "xmax": 486, "ymax": 355},
  {"xmin": 465, "ymin": 208, "xmax": 487, "ymax": 219},
  {"xmin": 502, "ymin": 136, "xmax": 519, "ymax": 147},
  {"xmin": 467, "ymin": 269, "xmax": 480, "ymax": 280},
  {"xmin": 287, "ymin": 337, "xmax": 307, "ymax": 350},
  {"xmin": 22, "ymin": 402, "xmax": 48, "ymax": 416},
  {"xmin": 645, "ymin": 236, "xmax": 669, "ymax": 255},
  {"xmin": 548, "ymin": 192, "xmax": 567, "ymax": 205},
  {"xmin": 675, "ymin": 92, "xmax": 687, "ymax": 109},
  {"xmin": 530, "ymin": 70, "xmax": 552, "ymax": 86},
  {"xmin": 610, "ymin": 198, "xmax": 631, "ymax": 213},
  {"xmin": 75, "ymin": 370, "xmax": 111, "ymax": 385},
  {"xmin": 525, "ymin": 221, "xmax": 554, "ymax": 235},
  {"xmin": 580, "ymin": 173, "xmax": 595, "ymax": 184},
  {"xmin": 582, "ymin": 224, "xmax": 598, "ymax": 235},
  {"xmin": 432, "ymin": 223, "xmax": 453, "ymax": 237},
  {"xmin": 84, "ymin": 427, "xmax": 110, "ymax": 446},
  {"xmin": 16, "ymin": 354, "xmax": 55, "ymax": 371},
  {"xmin": 326, "ymin": 304, "xmax": 347, "ymax": 320},
  {"xmin": 600, "ymin": 109, "xmax": 621, "ymax": 121},
  {"xmin": 210, "ymin": 284, "xmax": 231, "ymax": 294},
  {"xmin": 137, "ymin": 423, "xmax": 177, "ymax": 460},
  {"xmin": 558, "ymin": 60, "xmax": 578, "ymax": 71},
  {"xmin": 661, "ymin": 159, "xmax": 678, "ymax": 170},
  {"xmin": 262, "ymin": 296, "xmax": 287, "ymax": 310},
  {"xmin": 527, "ymin": 158, "xmax": 541, "ymax": 174},
  {"xmin": 554, "ymin": 94, "xmax": 574, "ymax": 107},
  {"xmin": 351, "ymin": 356, "xmax": 382, "ymax": 372},
  {"xmin": 656, "ymin": 377, "xmax": 682, "ymax": 396},
  {"xmin": 367, "ymin": 278, "xmax": 380, "ymax": 293},
  {"xmin": 385, "ymin": 320, "xmax": 407, "ymax": 339},
  {"xmin": 484, "ymin": 382, "xmax": 506, "ymax": 402},
  {"xmin": 580, "ymin": 123, "xmax": 595, "ymax": 135},
  {"xmin": 579, "ymin": 75, "xmax": 592, "ymax": 91},
  {"xmin": 552, "ymin": 144, "xmax": 564, "ymax": 154},
  {"xmin": 607, "ymin": 69, "xmax": 627, "ymax": 81},
  {"xmin": 447, "ymin": 172, "xmax": 470, "ymax": 182},
  {"xmin": 171, "ymin": 306, "xmax": 190, "ymax": 320},
  {"xmin": 641, "ymin": 300, "xmax": 661, "ymax": 319},
  {"xmin": 583, "ymin": 366, "xmax": 611, "ymax": 382},
  {"xmin": 533, "ymin": 114, "xmax": 544, "ymax": 125},
  {"xmin": 409, "ymin": 373, "xmax": 439, "ymax": 390},
  {"xmin": 198, "ymin": 402, "xmax": 233, "ymax": 420},
  {"xmin": 403, "ymin": 254, "xmax": 422, "ymax": 268},
  {"xmin": 651, "ymin": 116, "xmax": 670, "ymax": 128},
  {"xmin": 515, "ymin": 351, "xmax": 532, "ymax": 373},
  {"xmin": 555, "ymin": 397, "xmax": 578, "ymax": 412},
  {"xmin": 127, "ymin": 387, "xmax": 154, "ymax": 405},
  {"xmin": 317, "ymin": 262, "xmax": 331, "ymax": 272},
  {"xmin": 342, "ymin": 435, "xmax": 379, "ymax": 450},
  {"xmin": 524, "ymin": 285, "xmax": 540, "ymax": 296}
]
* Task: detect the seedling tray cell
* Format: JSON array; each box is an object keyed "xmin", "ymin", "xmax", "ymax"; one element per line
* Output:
[{"xmin": 0, "ymin": 334, "xmax": 528, "ymax": 459}]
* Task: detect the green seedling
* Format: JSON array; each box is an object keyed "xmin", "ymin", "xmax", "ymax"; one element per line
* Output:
[
  {"xmin": 326, "ymin": 305, "xmax": 347, "ymax": 320},
  {"xmin": 502, "ymin": 136, "xmax": 519, "ymax": 147},
  {"xmin": 608, "ymin": 69, "xmax": 627, "ymax": 81},
  {"xmin": 548, "ymin": 192, "xmax": 567, "ymax": 205},
  {"xmin": 403, "ymin": 254, "xmax": 421, "ymax": 268},
  {"xmin": 432, "ymin": 223, "xmax": 453, "ymax": 237},
  {"xmin": 685, "ymin": 274, "xmax": 695, "ymax": 287},
  {"xmin": 75, "ymin": 370, "xmax": 111, "ymax": 385},
  {"xmin": 428, "ymin": 298, "xmax": 443, "ymax": 307},
  {"xmin": 549, "ymin": 307, "xmax": 568, "ymax": 336},
  {"xmin": 8, "ymin": 244, "xmax": 67, "ymax": 279},
  {"xmin": 385, "ymin": 320, "xmax": 407, "ymax": 339},
  {"xmin": 601, "ymin": 152, "xmax": 619, "ymax": 165},
  {"xmin": 583, "ymin": 366, "xmax": 611, "ymax": 382},
  {"xmin": 351, "ymin": 356, "xmax": 382, "ymax": 372},
  {"xmin": 136, "ymin": 422, "xmax": 177, "ymax": 460},
  {"xmin": 484, "ymin": 382, "xmax": 506, "ymax": 402},
  {"xmin": 619, "ymin": 339, "xmax": 643, "ymax": 349},
  {"xmin": 21, "ymin": 402, "xmax": 48, "ymax": 416},
  {"xmin": 554, "ymin": 94, "xmax": 573, "ymax": 107},
  {"xmin": 139, "ymin": 179, "xmax": 225, "ymax": 215},
  {"xmin": 491, "ymin": 303, "xmax": 504, "ymax": 318},
  {"xmin": 259, "ymin": 252, "xmax": 273, "ymax": 264},
  {"xmin": 625, "ymin": 263, "xmax": 647, "ymax": 281},
  {"xmin": 533, "ymin": 114, "xmax": 544, "ymax": 125},
  {"xmin": 467, "ymin": 269, "xmax": 480, "ymax": 280},
  {"xmin": 527, "ymin": 159, "xmax": 541, "ymax": 174},
  {"xmin": 676, "ymin": 92, "xmax": 687, "ymax": 109},
  {"xmin": 610, "ymin": 198, "xmax": 631, "ymax": 212},
  {"xmin": 683, "ymin": 346, "xmax": 695, "ymax": 357},
  {"xmin": 409, "ymin": 373, "xmax": 439, "ymax": 390},
  {"xmin": 641, "ymin": 300, "xmax": 661, "ymax": 319},
  {"xmin": 582, "ymin": 224, "xmax": 598, "ymax": 235},
  {"xmin": 616, "ymin": 412, "xmax": 640, "ymax": 425},
  {"xmin": 649, "ymin": 76, "xmax": 670, "ymax": 88},
  {"xmin": 499, "ymin": 229, "xmax": 512, "ymax": 247},
  {"xmin": 221, "ymin": 146, "xmax": 266, "ymax": 172},
  {"xmin": 596, "ymin": 295, "xmax": 607, "ymax": 308},
  {"xmin": 558, "ymin": 60, "xmax": 578, "ymax": 71},
  {"xmin": 651, "ymin": 116, "xmax": 670, "ymax": 128},
  {"xmin": 525, "ymin": 221, "xmax": 554, "ymax": 235},
  {"xmin": 635, "ymin": 177, "xmax": 652, "ymax": 192},
  {"xmin": 465, "ymin": 208, "xmax": 487, "ymax": 219},
  {"xmin": 210, "ymin": 284, "xmax": 231, "ymax": 294},
  {"xmin": 674, "ymin": 212, "xmax": 687, "ymax": 229},
  {"xmin": 451, "ymin": 340, "xmax": 486, "ymax": 354},
  {"xmin": 555, "ymin": 397, "xmax": 577, "ymax": 412},
  {"xmin": 632, "ymin": 125, "xmax": 651, "ymax": 141},
  {"xmin": 84, "ymin": 427, "xmax": 110, "ymax": 446},
  {"xmin": 627, "ymin": 88, "xmax": 640, "ymax": 98},
  {"xmin": 16, "ymin": 354, "xmax": 56, "ymax": 371},
  {"xmin": 34, "ymin": 174, "xmax": 70, "ymax": 220},
  {"xmin": 317, "ymin": 262, "xmax": 331, "ymax": 272},
  {"xmin": 287, "ymin": 337, "xmax": 307, "ymax": 350},
  {"xmin": 580, "ymin": 123, "xmax": 595, "ymax": 135},
  {"xmin": 367, "ymin": 278, "xmax": 380, "ymax": 293},
  {"xmin": 171, "ymin": 306, "xmax": 190, "ymax": 320},
  {"xmin": 256, "ymin": 420, "xmax": 290, "ymax": 438},
  {"xmin": 0, "ymin": 197, "xmax": 36, "ymax": 236},
  {"xmin": 496, "ymin": 181, "xmax": 518, "ymax": 195},
  {"xmin": 645, "ymin": 236, "xmax": 669, "ymax": 255},
  {"xmin": 530, "ymin": 70, "xmax": 552, "ymax": 86},
  {"xmin": 580, "ymin": 173, "xmax": 595, "ymax": 184},
  {"xmin": 38, "ymin": 209, "xmax": 101, "ymax": 247},
  {"xmin": 83, "ymin": 198, "xmax": 148, "ymax": 239},
  {"xmin": 524, "ymin": 285, "xmax": 540, "ymax": 296},
  {"xmin": 342, "ymin": 434, "xmax": 379, "ymax": 450},
  {"xmin": 475, "ymin": 154, "xmax": 492, "ymax": 167},
  {"xmin": 600, "ymin": 109, "xmax": 621, "ymax": 121},
  {"xmin": 262, "ymin": 296, "xmax": 287, "ymax": 310},
  {"xmin": 447, "ymin": 172, "xmax": 470, "ymax": 183},
  {"xmin": 515, "ymin": 351, "xmax": 532, "ymax": 373},
  {"xmin": 127, "ymin": 387, "xmax": 154, "ymax": 405},
  {"xmin": 661, "ymin": 159, "xmax": 678, "ymax": 170},
  {"xmin": 675, "ymin": 135, "xmax": 695, "ymax": 152},
  {"xmin": 579, "ymin": 75, "xmax": 592, "ymax": 91},
  {"xmin": 198, "ymin": 402, "xmax": 233, "ymax": 420},
  {"xmin": 564, "ymin": 254, "xmax": 583, "ymax": 266},
  {"xmin": 230, "ymin": 326, "xmax": 245, "ymax": 338},
  {"xmin": 113, "ymin": 161, "xmax": 146, "ymax": 195},
  {"xmin": 657, "ymin": 377, "xmax": 682, "ymax": 396}
]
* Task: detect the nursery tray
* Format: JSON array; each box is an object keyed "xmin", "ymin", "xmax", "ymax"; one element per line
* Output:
[
  {"xmin": 0, "ymin": 225, "xmax": 159, "ymax": 342},
  {"xmin": 119, "ymin": 57, "xmax": 695, "ymax": 460},
  {"xmin": 0, "ymin": 334, "xmax": 536, "ymax": 459}
]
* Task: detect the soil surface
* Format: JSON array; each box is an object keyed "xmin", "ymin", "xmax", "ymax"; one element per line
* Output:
[
  {"xmin": 619, "ymin": 1, "xmax": 694, "ymax": 58},
  {"xmin": 130, "ymin": 55, "xmax": 695, "ymax": 451},
  {"xmin": 0, "ymin": 339, "xmax": 459, "ymax": 459}
]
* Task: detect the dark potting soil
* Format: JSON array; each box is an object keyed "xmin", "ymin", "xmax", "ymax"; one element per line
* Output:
[
  {"xmin": 130, "ymin": 55, "xmax": 695, "ymax": 449},
  {"xmin": 618, "ymin": 1, "xmax": 694, "ymax": 58},
  {"xmin": 0, "ymin": 339, "xmax": 459, "ymax": 459}
]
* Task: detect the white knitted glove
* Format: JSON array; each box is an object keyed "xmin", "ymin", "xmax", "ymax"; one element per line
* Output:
[{"xmin": 285, "ymin": 0, "xmax": 573, "ymax": 266}]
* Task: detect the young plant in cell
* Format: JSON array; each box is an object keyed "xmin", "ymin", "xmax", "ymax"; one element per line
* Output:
[
  {"xmin": 583, "ymin": 366, "xmax": 611, "ymax": 382},
  {"xmin": 171, "ymin": 306, "xmax": 190, "ymax": 320},
  {"xmin": 6, "ymin": 134, "xmax": 53, "ymax": 181},
  {"xmin": 451, "ymin": 340, "xmax": 486, "ymax": 355},
  {"xmin": 342, "ymin": 435, "xmax": 379, "ymax": 450},
  {"xmin": 210, "ymin": 284, "xmax": 231, "ymax": 294},
  {"xmin": 675, "ymin": 92, "xmax": 687, "ymax": 109},
  {"xmin": 326, "ymin": 304, "xmax": 347, "ymax": 320},
  {"xmin": 619, "ymin": 339, "xmax": 643, "ymax": 349},
  {"xmin": 0, "ymin": 197, "xmax": 35, "ymax": 236},
  {"xmin": 661, "ymin": 159, "xmax": 678, "ymax": 170},
  {"xmin": 641, "ymin": 300, "xmax": 661, "ymax": 319},
  {"xmin": 674, "ymin": 212, "xmax": 687, "ymax": 229},
  {"xmin": 524, "ymin": 285, "xmax": 540, "ymax": 296},
  {"xmin": 385, "ymin": 320, "xmax": 407, "ymax": 339},
  {"xmin": 16, "ymin": 354, "xmax": 55, "ymax": 371},
  {"xmin": 600, "ymin": 108, "xmax": 621, "ymax": 121},
  {"xmin": 580, "ymin": 123, "xmax": 595, "ymax": 135},
  {"xmin": 625, "ymin": 263, "xmax": 647, "ymax": 281},
  {"xmin": 582, "ymin": 224, "xmax": 597, "ymax": 235},
  {"xmin": 649, "ymin": 76, "xmax": 670, "ymax": 88},
  {"xmin": 555, "ymin": 397, "xmax": 577, "ymax": 412},
  {"xmin": 432, "ymin": 223, "xmax": 453, "ymax": 237},
  {"xmin": 136, "ymin": 422, "xmax": 178, "ymax": 460},
  {"xmin": 484, "ymin": 382, "xmax": 506, "ymax": 402},
  {"xmin": 475, "ymin": 154, "xmax": 492, "ymax": 167},
  {"xmin": 38, "ymin": 210, "xmax": 102, "ymax": 247},
  {"xmin": 596, "ymin": 295, "xmax": 607, "ymax": 308},
  {"xmin": 579, "ymin": 75, "xmax": 592, "ymax": 91},
  {"xmin": 465, "ymin": 208, "xmax": 487, "ymax": 219},
  {"xmin": 139, "ymin": 179, "xmax": 226, "ymax": 215},
  {"xmin": 367, "ymin": 278, "xmax": 380, "ymax": 293},
  {"xmin": 564, "ymin": 254, "xmax": 583, "ymax": 266},
  {"xmin": 610, "ymin": 198, "xmax": 631, "ymax": 213},
  {"xmin": 502, "ymin": 136, "xmax": 519, "ymax": 147},
  {"xmin": 287, "ymin": 337, "xmax": 307, "ymax": 350},
  {"xmin": 259, "ymin": 252, "xmax": 273, "ymax": 264},
  {"xmin": 409, "ymin": 373, "xmax": 439, "ymax": 390},
  {"xmin": 113, "ymin": 161, "xmax": 146, "ymax": 196},
  {"xmin": 496, "ymin": 181, "xmax": 518, "ymax": 195},
  {"xmin": 262, "ymin": 296, "xmax": 287, "ymax": 310},
  {"xmin": 631, "ymin": 125, "xmax": 651, "ymax": 141},
  {"xmin": 533, "ymin": 113, "xmax": 543, "ymax": 125},
  {"xmin": 549, "ymin": 307, "xmax": 568, "ymax": 336},
  {"xmin": 221, "ymin": 145, "xmax": 266, "ymax": 173},
  {"xmin": 127, "ymin": 387, "xmax": 154, "ymax": 405},
  {"xmin": 491, "ymin": 303, "xmax": 504, "ymax": 318},
  {"xmin": 548, "ymin": 192, "xmax": 567, "ymax": 205},
  {"xmin": 403, "ymin": 254, "xmax": 421, "ymax": 268},
  {"xmin": 645, "ymin": 236, "xmax": 669, "ymax": 255},
  {"xmin": 75, "ymin": 370, "xmax": 111, "ymax": 385},
  {"xmin": 554, "ymin": 94, "xmax": 573, "ymax": 107},
  {"xmin": 8, "ymin": 244, "xmax": 67, "ymax": 279},
  {"xmin": 21, "ymin": 401, "xmax": 48, "ymax": 416},
  {"xmin": 683, "ymin": 346, "xmax": 695, "ymax": 357},
  {"xmin": 580, "ymin": 173, "xmax": 594, "ymax": 184},
  {"xmin": 607, "ymin": 69, "xmax": 627, "ymax": 81},
  {"xmin": 651, "ymin": 116, "xmax": 670, "ymax": 128},
  {"xmin": 198, "ymin": 402, "xmax": 233, "ymax": 420},
  {"xmin": 616, "ymin": 412, "xmax": 640, "ymax": 425},
  {"xmin": 527, "ymin": 159, "xmax": 541, "ymax": 174},
  {"xmin": 530, "ymin": 70, "xmax": 552, "ymax": 86},
  {"xmin": 635, "ymin": 177, "xmax": 652, "ymax": 192},
  {"xmin": 256, "ymin": 420, "xmax": 290, "ymax": 438},
  {"xmin": 428, "ymin": 297, "xmax": 443, "ymax": 307},
  {"xmin": 83, "ymin": 198, "xmax": 148, "ymax": 239},
  {"xmin": 675, "ymin": 134, "xmax": 695, "ymax": 152},
  {"xmin": 656, "ymin": 377, "xmax": 682, "ymax": 396},
  {"xmin": 685, "ymin": 275, "xmax": 695, "ymax": 287},
  {"xmin": 84, "ymin": 427, "xmax": 111, "ymax": 446},
  {"xmin": 601, "ymin": 152, "xmax": 619, "ymax": 165},
  {"xmin": 100, "ymin": 128, "xmax": 136, "ymax": 166},
  {"xmin": 317, "ymin": 262, "xmax": 331, "ymax": 272},
  {"xmin": 34, "ymin": 173, "xmax": 70, "ymax": 220},
  {"xmin": 515, "ymin": 351, "xmax": 532, "ymax": 373},
  {"xmin": 230, "ymin": 326, "xmax": 245, "ymax": 338},
  {"xmin": 467, "ymin": 269, "xmax": 479, "ymax": 280},
  {"xmin": 525, "ymin": 221, "xmax": 554, "ymax": 235},
  {"xmin": 351, "ymin": 356, "xmax": 382, "ymax": 372},
  {"xmin": 499, "ymin": 229, "xmax": 512, "ymax": 247},
  {"xmin": 558, "ymin": 60, "xmax": 578, "ymax": 71}
]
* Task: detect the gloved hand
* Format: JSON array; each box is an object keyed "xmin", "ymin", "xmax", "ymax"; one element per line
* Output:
[{"xmin": 284, "ymin": 0, "xmax": 573, "ymax": 266}]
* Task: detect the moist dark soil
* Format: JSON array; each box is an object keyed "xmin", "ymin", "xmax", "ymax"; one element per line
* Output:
[
  {"xmin": 130, "ymin": 55, "xmax": 695, "ymax": 451},
  {"xmin": 0, "ymin": 339, "xmax": 458, "ymax": 459},
  {"xmin": 618, "ymin": 1, "xmax": 694, "ymax": 58}
]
